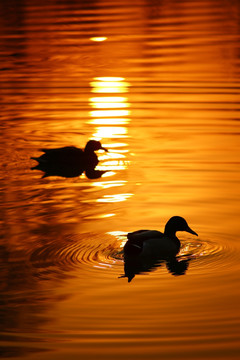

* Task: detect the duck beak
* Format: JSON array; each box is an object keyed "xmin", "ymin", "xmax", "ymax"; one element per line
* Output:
[
  {"xmin": 186, "ymin": 226, "xmax": 198, "ymax": 236},
  {"xmin": 100, "ymin": 146, "xmax": 108, "ymax": 152}
]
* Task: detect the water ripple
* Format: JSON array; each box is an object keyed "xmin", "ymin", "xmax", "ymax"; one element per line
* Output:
[
  {"xmin": 30, "ymin": 234, "xmax": 123, "ymax": 275},
  {"xmin": 179, "ymin": 233, "xmax": 239, "ymax": 275},
  {"xmin": 30, "ymin": 232, "xmax": 238, "ymax": 278}
]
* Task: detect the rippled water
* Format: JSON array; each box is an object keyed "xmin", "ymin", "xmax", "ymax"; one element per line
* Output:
[{"xmin": 0, "ymin": 0, "xmax": 240, "ymax": 359}]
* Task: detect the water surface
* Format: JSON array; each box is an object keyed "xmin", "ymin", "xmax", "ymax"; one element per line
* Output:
[{"xmin": 0, "ymin": 0, "xmax": 240, "ymax": 359}]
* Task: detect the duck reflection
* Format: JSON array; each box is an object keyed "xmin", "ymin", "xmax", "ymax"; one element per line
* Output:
[
  {"xmin": 123, "ymin": 255, "xmax": 190, "ymax": 282},
  {"xmin": 31, "ymin": 140, "xmax": 108, "ymax": 179},
  {"xmin": 121, "ymin": 216, "xmax": 197, "ymax": 282}
]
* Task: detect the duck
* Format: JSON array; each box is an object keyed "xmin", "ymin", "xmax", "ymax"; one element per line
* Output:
[
  {"xmin": 124, "ymin": 216, "xmax": 198, "ymax": 258},
  {"xmin": 122, "ymin": 216, "xmax": 198, "ymax": 282},
  {"xmin": 31, "ymin": 140, "xmax": 108, "ymax": 178}
]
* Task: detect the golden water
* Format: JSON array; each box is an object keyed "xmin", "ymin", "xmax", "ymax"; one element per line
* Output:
[{"xmin": 0, "ymin": 0, "xmax": 240, "ymax": 359}]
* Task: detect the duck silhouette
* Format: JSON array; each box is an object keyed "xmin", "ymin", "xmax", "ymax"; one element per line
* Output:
[
  {"xmin": 122, "ymin": 216, "xmax": 198, "ymax": 282},
  {"xmin": 31, "ymin": 140, "xmax": 108, "ymax": 178}
]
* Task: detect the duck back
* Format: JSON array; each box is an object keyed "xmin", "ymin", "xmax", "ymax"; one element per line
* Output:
[
  {"xmin": 124, "ymin": 230, "xmax": 180, "ymax": 258},
  {"xmin": 40, "ymin": 146, "xmax": 84, "ymax": 165}
]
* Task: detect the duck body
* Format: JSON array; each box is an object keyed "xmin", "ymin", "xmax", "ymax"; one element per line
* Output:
[
  {"xmin": 31, "ymin": 140, "xmax": 108, "ymax": 178},
  {"xmin": 36, "ymin": 146, "xmax": 86, "ymax": 166},
  {"xmin": 124, "ymin": 216, "xmax": 198, "ymax": 259},
  {"xmin": 125, "ymin": 230, "xmax": 180, "ymax": 258}
]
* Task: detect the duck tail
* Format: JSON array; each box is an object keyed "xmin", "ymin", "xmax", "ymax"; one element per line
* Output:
[
  {"xmin": 31, "ymin": 156, "xmax": 47, "ymax": 164},
  {"xmin": 118, "ymin": 274, "xmax": 135, "ymax": 283},
  {"xmin": 31, "ymin": 156, "xmax": 39, "ymax": 161}
]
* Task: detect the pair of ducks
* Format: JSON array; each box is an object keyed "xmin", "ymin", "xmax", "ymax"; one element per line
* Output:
[{"xmin": 31, "ymin": 140, "xmax": 198, "ymax": 280}]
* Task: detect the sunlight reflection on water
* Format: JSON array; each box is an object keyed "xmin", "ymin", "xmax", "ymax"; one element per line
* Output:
[{"xmin": 0, "ymin": 0, "xmax": 240, "ymax": 359}]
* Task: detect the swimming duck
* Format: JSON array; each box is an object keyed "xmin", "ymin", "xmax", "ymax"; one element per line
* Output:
[
  {"xmin": 31, "ymin": 140, "xmax": 108, "ymax": 178},
  {"xmin": 124, "ymin": 216, "xmax": 198, "ymax": 258},
  {"xmin": 121, "ymin": 216, "xmax": 197, "ymax": 282}
]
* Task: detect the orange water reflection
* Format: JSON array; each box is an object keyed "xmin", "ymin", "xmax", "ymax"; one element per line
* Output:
[
  {"xmin": 90, "ymin": 37, "xmax": 108, "ymax": 42},
  {"xmin": 87, "ymin": 77, "xmax": 133, "ymax": 206},
  {"xmin": 1, "ymin": 0, "xmax": 240, "ymax": 359}
]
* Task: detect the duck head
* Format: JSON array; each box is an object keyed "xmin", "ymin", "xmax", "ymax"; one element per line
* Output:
[
  {"xmin": 84, "ymin": 140, "xmax": 108, "ymax": 153},
  {"xmin": 164, "ymin": 216, "xmax": 198, "ymax": 237}
]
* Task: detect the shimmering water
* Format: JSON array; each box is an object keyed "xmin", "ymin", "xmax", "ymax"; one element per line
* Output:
[{"xmin": 0, "ymin": 0, "xmax": 240, "ymax": 359}]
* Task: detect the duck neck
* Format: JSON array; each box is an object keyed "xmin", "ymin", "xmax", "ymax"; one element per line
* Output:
[
  {"xmin": 164, "ymin": 222, "xmax": 176, "ymax": 237},
  {"xmin": 164, "ymin": 222, "xmax": 181, "ymax": 252},
  {"xmin": 164, "ymin": 223, "xmax": 180, "ymax": 242},
  {"xmin": 84, "ymin": 144, "xmax": 93, "ymax": 154},
  {"xmin": 164, "ymin": 228, "xmax": 180, "ymax": 249}
]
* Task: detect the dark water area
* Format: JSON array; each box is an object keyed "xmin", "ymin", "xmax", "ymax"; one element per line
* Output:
[{"xmin": 0, "ymin": 0, "xmax": 240, "ymax": 359}]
